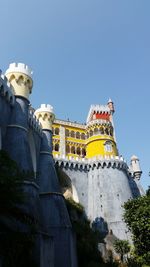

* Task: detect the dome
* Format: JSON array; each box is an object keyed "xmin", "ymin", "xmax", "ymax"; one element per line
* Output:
[{"xmin": 131, "ymin": 155, "xmax": 139, "ymax": 161}]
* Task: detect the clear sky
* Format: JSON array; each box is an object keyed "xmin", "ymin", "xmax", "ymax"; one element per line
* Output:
[{"xmin": 0, "ymin": 0, "xmax": 149, "ymax": 189}]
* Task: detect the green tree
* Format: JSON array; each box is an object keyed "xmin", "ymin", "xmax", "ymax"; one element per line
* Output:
[
  {"xmin": 114, "ymin": 240, "xmax": 130, "ymax": 262},
  {"xmin": 0, "ymin": 150, "xmax": 37, "ymax": 267},
  {"xmin": 66, "ymin": 198, "xmax": 104, "ymax": 267},
  {"xmin": 123, "ymin": 192, "xmax": 150, "ymax": 265}
]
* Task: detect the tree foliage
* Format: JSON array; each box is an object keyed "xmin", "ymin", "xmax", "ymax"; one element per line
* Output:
[
  {"xmin": 114, "ymin": 240, "xmax": 130, "ymax": 262},
  {"xmin": 123, "ymin": 193, "xmax": 150, "ymax": 265},
  {"xmin": 65, "ymin": 198, "xmax": 104, "ymax": 267},
  {"xmin": 0, "ymin": 150, "xmax": 37, "ymax": 267}
]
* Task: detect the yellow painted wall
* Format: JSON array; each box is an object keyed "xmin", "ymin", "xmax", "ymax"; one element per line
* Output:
[
  {"xmin": 86, "ymin": 138, "xmax": 118, "ymax": 158},
  {"xmin": 52, "ymin": 121, "xmax": 118, "ymax": 159}
]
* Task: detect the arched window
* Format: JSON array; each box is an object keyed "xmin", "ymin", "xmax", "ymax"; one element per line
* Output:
[
  {"xmin": 94, "ymin": 128, "xmax": 98, "ymax": 135},
  {"xmin": 55, "ymin": 128, "xmax": 59, "ymax": 135},
  {"xmin": 100, "ymin": 127, "xmax": 104, "ymax": 135},
  {"xmin": 86, "ymin": 132, "xmax": 89, "ymax": 139},
  {"xmin": 65, "ymin": 129, "xmax": 69, "ymax": 137},
  {"xmin": 71, "ymin": 146, "xmax": 76, "ymax": 154},
  {"xmin": 76, "ymin": 147, "xmax": 81, "ymax": 155},
  {"xmin": 110, "ymin": 127, "xmax": 113, "ymax": 136},
  {"xmin": 76, "ymin": 132, "xmax": 80, "ymax": 139},
  {"xmin": 82, "ymin": 148, "xmax": 86, "ymax": 157},
  {"xmin": 89, "ymin": 130, "xmax": 93, "ymax": 137},
  {"xmin": 66, "ymin": 144, "xmax": 70, "ymax": 153},
  {"xmin": 104, "ymin": 141, "xmax": 112, "ymax": 152},
  {"xmin": 105, "ymin": 128, "xmax": 109, "ymax": 135},
  {"xmin": 70, "ymin": 131, "xmax": 75, "ymax": 138},
  {"xmin": 81, "ymin": 133, "xmax": 85, "ymax": 140},
  {"xmin": 55, "ymin": 143, "xmax": 59, "ymax": 151}
]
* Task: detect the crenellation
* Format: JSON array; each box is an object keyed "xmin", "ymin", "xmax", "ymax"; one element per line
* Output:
[
  {"xmin": 0, "ymin": 74, "xmax": 15, "ymax": 105},
  {"xmin": 5, "ymin": 62, "xmax": 33, "ymax": 78},
  {"xmin": 28, "ymin": 108, "xmax": 43, "ymax": 135},
  {"xmin": 54, "ymin": 154, "xmax": 128, "ymax": 171},
  {"xmin": 0, "ymin": 62, "xmax": 144, "ymax": 265}
]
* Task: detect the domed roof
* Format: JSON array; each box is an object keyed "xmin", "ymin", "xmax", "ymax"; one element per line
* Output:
[{"xmin": 131, "ymin": 155, "xmax": 139, "ymax": 161}]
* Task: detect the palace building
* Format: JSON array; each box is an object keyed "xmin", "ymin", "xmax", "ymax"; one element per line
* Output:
[
  {"xmin": 0, "ymin": 62, "xmax": 144, "ymax": 266},
  {"xmin": 52, "ymin": 100, "xmax": 117, "ymax": 160}
]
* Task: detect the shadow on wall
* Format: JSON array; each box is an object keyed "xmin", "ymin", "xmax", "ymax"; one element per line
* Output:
[{"xmin": 92, "ymin": 217, "xmax": 108, "ymax": 239}]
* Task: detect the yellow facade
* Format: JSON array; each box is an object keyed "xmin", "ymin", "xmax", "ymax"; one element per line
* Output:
[
  {"xmin": 86, "ymin": 138, "xmax": 118, "ymax": 158},
  {"xmin": 52, "ymin": 116, "xmax": 118, "ymax": 159},
  {"xmin": 52, "ymin": 122, "xmax": 86, "ymax": 159}
]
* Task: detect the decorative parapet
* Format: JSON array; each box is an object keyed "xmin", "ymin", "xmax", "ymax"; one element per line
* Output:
[
  {"xmin": 86, "ymin": 104, "xmax": 111, "ymax": 123},
  {"xmin": 28, "ymin": 107, "xmax": 43, "ymax": 136},
  {"xmin": 86, "ymin": 119, "xmax": 111, "ymax": 128},
  {"xmin": 54, "ymin": 119, "xmax": 86, "ymax": 129},
  {"xmin": 5, "ymin": 63, "xmax": 33, "ymax": 79},
  {"xmin": 0, "ymin": 72, "xmax": 15, "ymax": 106},
  {"xmin": 54, "ymin": 154, "xmax": 128, "ymax": 171}
]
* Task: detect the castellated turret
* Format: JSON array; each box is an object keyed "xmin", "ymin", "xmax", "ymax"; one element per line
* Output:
[
  {"xmin": 5, "ymin": 63, "xmax": 33, "ymax": 100},
  {"xmin": 0, "ymin": 63, "xmax": 78, "ymax": 267},
  {"xmin": 0, "ymin": 61, "xmax": 144, "ymax": 265},
  {"xmin": 35, "ymin": 104, "xmax": 55, "ymax": 130}
]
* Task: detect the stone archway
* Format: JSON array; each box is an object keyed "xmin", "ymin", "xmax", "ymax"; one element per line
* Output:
[{"xmin": 56, "ymin": 167, "xmax": 79, "ymax": 203}]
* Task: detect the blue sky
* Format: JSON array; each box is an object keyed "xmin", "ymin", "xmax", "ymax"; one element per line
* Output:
[{"xmin": 0, "ymin": 0, "xmax": 149, "ymax": 189}]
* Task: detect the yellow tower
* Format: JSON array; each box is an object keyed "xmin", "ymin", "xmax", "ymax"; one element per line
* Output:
[
  {"xmin": 86, "ymin": 100, "xmax": 118, "ymax": 158},
  {"xmin": 5, "ymin": 63, "xmax": 33, "ymax": 100}
]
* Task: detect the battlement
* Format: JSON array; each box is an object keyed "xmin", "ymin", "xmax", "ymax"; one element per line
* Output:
[
  {"xmin": 86, "ymin": 118, "xmax": 111, "ymax": 128},
  {"xmin": 86, "ymin": 104, "xmax": 111, "ymax": 123},
  {"xmin": 35, "ymin": 104, "xmax": 54, "ymax": 114},
  {"xmin": 0, "ymin": 72, "xmax": 15, "ymax": 106},
  {"xmin": 54, "ymin": 154, "xmax": 128, "ymax": 171},
  {"xmin": 28, "ymin": 107, "xmax": 43, "ymax": 136},
  {"xmin": 5, "ymin": 63, "xmax": 33, "ymax": 79}
]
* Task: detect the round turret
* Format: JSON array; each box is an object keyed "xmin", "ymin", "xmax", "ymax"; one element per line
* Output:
[
  {"xmin": 130, "ymin": 155, "xmax": 142, "ymax": 180},
  {"xmin": 85, "ymin": 104, "xmax": 118, "ymax": 158},
  {"xmin": 34, "ymin": 104, "xmax": 55, "ymax": 131},
  {"xmin": 5, "ymin": 63, "xmax": 33, "ymax": 100}
]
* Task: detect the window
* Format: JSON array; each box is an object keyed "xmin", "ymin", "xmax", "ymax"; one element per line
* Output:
[
  {"xmin": 76, "ymin": 132, "xmax": 80, "ymax": 139},
  {"xmin": 71, "ymin": 131, "xmax": 75, "ymax": 138},
  {"xmin": 81, "ymin": 133, "xmax": 85, "ymax": 140},
  {"xmin": 89, "ymin": 130, "xmax": 93, "ymax": 137},
  {"xmin": 94, "ymin": 128, "xmax": 98, "ymax": 135},
  {"xmin": 55, "ymin": 143, "xmax": 59, "ymax": 151},
  {"xmin": 77, "ymin": 147, "xmax": 81, "ymax": 155},
  {"xmin": 55, "ymin": 128, "xmax": 59, "ymax": 135},
  {"xmin": 66, "ymin": 144, "xmax": 70, "ymax": 153},
  {"xmin": 65, "ymin": 129, "xmax": 69, "ymax": 137},
  {"xmin": 100, "ymin": 127, "xmax": 104, "ymax": 135},
  {"xmin": 71, "ymin": 146, "xmax": 75, "ymax": 154},
  {"xmin": 82, "ymin": 148, "xmax": 86, "ymax": 157},
  {"xmin": 105, "ymin": 128, "xmax": 109, "ymax": 135},
  {"xmin": 104, "ymin": 142, "xmax": 112, "ymax": 152}
]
